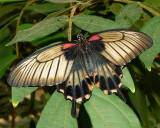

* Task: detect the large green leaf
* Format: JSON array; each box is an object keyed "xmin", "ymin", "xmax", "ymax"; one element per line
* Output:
[
  {"xmin": 140, "ymin": 16, "xmax": 160, "ymax": 70},
  {"xmin": 37, "ymin": 91, "xmax": 78, "ymax": 128},
  {"xmin": 26, "ymin": 3, "xmax": 66, "ymax": 14},
  {"xmin": 0, "ymin": 45, "xmax": 16, "ymax": 78},
  {"xmin": 122, "ymin": 67, "xmax": 135, "ymax": 93},
  {"xmin": 72, "ymin": 15, "xmax": 121, "ymax": 32},
  {"xmin": 115, "ymin": 2, "xmax": 143, "ymax": 28},
  {"xmin": 84, "ymin": 87, "xmax": 141, "ymax": 128},
  {"xmin": 6, "ymin": 16, "xmax": 68, "ymax": 46},
  {"xmin": 12, "ymin": 87, "xmax": 38, "ymax": 107},
  {"xmin": 128, "ymin": 85, "xmax": 149, "ymax": 127},
  {"xmin": 45, "ymin": 0, "xmax": 78, "ymax": 3}
]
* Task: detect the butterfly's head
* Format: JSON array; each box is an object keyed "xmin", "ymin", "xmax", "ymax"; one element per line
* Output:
[
  {"xmin": 77, "ymin": 33, "xmax": 86, "ymax": 42},
  {"xmin": 77, "ymin": 33, "xmax": 84, "ymax": 41}
]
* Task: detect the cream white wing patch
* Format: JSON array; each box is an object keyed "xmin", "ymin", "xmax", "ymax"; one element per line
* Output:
[
  {"xmin": 91, "ymin": 30, "xmax": 153, "ymax": 66},
  {"xmin": 7, "ymin": 44, "xmax": 74, "ymax": 87}
]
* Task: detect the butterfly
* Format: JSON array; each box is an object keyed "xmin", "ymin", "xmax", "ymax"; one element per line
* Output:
[{"xmin": 7, "ymin": 29, "xmax": 153, "ymax": 117}]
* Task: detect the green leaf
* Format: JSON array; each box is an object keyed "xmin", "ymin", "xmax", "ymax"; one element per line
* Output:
[
  {"xmin": 72, "ymin": 15, "xmax": 121, "ymax": 32},
  {"xmin": 45, "ymin": 7, "xmax": 71, "ymax": 19},
  {"xmin": 0, "ymin": 14, "xmax": 18, "ymax": 27},
  {"xmin": 12, "ymin": 87, "xmax": 38, "ymax": 107},
  {"xmin": 122, "ymin": 67, "xmax": 135, "ymax": 93},
  {"xmin": 26, "ymin": 3, "xmax": 66, "ymax": 14},
  {"xmin": 110, "ymin": 3, "xmax": 124, "ymax": 15},
  {"xmin": 0, "ymin": 3, "xmax": 23, "ymax": 18},
  {"xmin": 0, "ymin": 0, "xmax": 24, "ymax": 2},
  {"xmin": 115, "ymin": 2, "xmax": 143, "ymax": 28},
  {"xmin": 0, "ymin": 45, "xmax": 16, "ymax": 78},
  {"xmin": 30, "ymin": 33, "xmax": 63, "ymax": 45},
  {"xmin": 0, "ymin": 54, "xmax": 16, "ymax": 78},
  {"xmin": 45, "ymin": 0, "xmax": 78, "ymax": 3},
  {"xmin": 6, "ymin": 16, "xmax": 68, "ymax": 46},
  {"xmin": 128, "ymin": 85, "xmax": 149, "ymax": 127},
  {"xmin": 84, "ymin": 87, "xmax": 141, "ymax": 128},
  {"xmin": 140, "ymin": 16, "xmax": 160, "ymax": 70},
  {"xmin": 0, "ymin": 27, "xmax": 10, "ymax": 42},
  {"xmin": 18, "ymin": 23, "xmax": 33, "ymax": 31},
  {"xmin": 37, "ymin": 91, "xmax": 78, "ymax": 128}
]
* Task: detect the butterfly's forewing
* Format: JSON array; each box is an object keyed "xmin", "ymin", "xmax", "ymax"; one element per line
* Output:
[
  {"xmin": 87, "ymin": 29, "xmax": 153, "ymax": 66},
  {"xmin": 7, "ymin": 42, "xmax": 76, "ymax": 87}
]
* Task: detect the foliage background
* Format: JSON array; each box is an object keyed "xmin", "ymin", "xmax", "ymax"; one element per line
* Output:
[{"xmin": 0, "ymin": 0, "xmax": 160, "ymax": 128}]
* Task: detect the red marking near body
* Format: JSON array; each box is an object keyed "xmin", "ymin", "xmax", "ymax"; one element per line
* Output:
[
  {"xmin": 62, "ymin": 43, "xmax": 76, "ymax": 50},
  {"xmin": 89, "ymin": 35, "xmax": 101, "ymax": 41}
]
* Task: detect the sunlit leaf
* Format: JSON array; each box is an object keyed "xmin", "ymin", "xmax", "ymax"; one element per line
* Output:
[
  {"xmin": 110, "ymin": 3, "xmax": 124, "ymax": 15},
  {"xmin": 122, "ymin": 67, "xmax": 135, "ymax": 93},
  {"xmin": 12, "ymin": 87, "xmax": 38, "ymax": 107},
  {"xmin": 84, "ymin": 87, "xmax": 141, "ymax": 128},
  {"xmin": 140, "ymin": 16, "xmax": 160, "ymax": 70},
  {"xmin": 115, "ymin": 2, "xmax": 143, "ymax": 28},
  {"xmin": 6, "ymin": 16, "xmax": 68, "ymax": 46},
  {"xmin": 37, "ymin": 91, "xmax": 78, "ymax": 128},
  {"xmin": 72, "ymin": 15, "xmax": 121, "ymax": 32}
]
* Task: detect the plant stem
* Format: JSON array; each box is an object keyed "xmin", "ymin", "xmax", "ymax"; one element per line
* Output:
[
  {"xmin": 68, "ymin": 3, "xmax": 79, "ymax": 41},
  {"xmin": 15, "ymin": 0, "xmax": 38, "ymax": 58},
  {"xmin": 114, "ymin": 0, "xmax": 160, "ymax": 16},
  {"xmin": 137, "ymin": 2, "xmax": 160, "ymax": 16},
  {"xmin": 11, "ymin": 105, "xmax": 15, "ymax": 128}
]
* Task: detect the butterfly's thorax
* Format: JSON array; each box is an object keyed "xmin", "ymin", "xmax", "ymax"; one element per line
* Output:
[
  {"xmin": 76, "ymin": 34, "xmax": 94, "ymax": 74},
  {"xmin": 77, "ymin": 33, "xmax": 90, "ymax": 51}
]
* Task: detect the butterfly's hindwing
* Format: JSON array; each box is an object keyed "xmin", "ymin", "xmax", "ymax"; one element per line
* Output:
[
  {"xmin": 88, "ymin": 29, "xmax": 153, "ymax": 66},
  {"xmin": 57, "ymin": 54, "xmax": 92, "ymax": 104}
]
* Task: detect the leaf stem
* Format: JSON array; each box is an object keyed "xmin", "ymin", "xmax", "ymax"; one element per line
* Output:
[{"xmin": 113, "ymin": 0, "xmax": 160, "ymax": 16}]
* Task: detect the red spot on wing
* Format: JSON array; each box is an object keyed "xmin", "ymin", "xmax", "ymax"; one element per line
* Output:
[
  {"xmin": 89, "ymin": 35, "xmax": 101, "ymax": 41},
  {"xmin": 62, "ymin": 43, "xmax": 76, "ymax": 50}
]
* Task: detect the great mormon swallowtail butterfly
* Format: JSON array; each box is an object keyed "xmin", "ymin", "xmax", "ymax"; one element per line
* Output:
[{"xmin": 7, "ymin": 29, "xmax": 153, "ymax": 117}]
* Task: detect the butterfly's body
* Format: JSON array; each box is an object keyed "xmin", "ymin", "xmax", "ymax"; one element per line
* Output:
[{"xmin": 8, "ymin": 29, "xmax": 153, "ymax": 117}]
